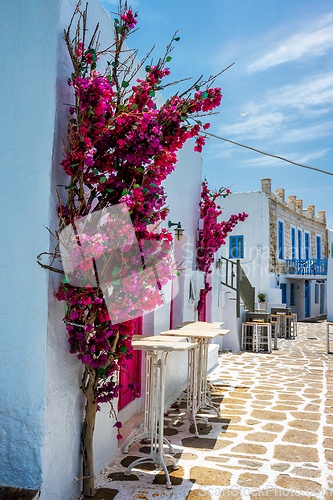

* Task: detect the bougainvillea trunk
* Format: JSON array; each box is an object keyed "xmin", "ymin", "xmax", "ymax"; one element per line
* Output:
[{"xmin": 81, "ymin": 373, "xmax": 98, "ymax": 496}]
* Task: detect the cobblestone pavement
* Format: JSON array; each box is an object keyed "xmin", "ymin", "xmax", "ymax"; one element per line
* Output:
[{"xmin": 76, "ymin": 320, "xmax": 333, "ymax": 500}]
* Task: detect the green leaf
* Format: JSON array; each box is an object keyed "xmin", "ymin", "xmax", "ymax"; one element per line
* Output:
[
  {"xmin": 61, "ymin": 275, "xmax": 69, "ymax": 283},
  {"xmin": 117, "ymin": 26, "xmax": 122, "ymax": 34},
  {"xmin": 166, "ymin": 56, "xmax": 172, "ymax": 62},
  {"xmin": 93, "ymin": 168, "xmax": 99, "ymax": 175},
  {"xmin": 131, "ymin": 103, "xmax": 138, "ymax": 110},
  {"xmin": 107, "ymin": 188, "xmax": 114, "ymax": 193},
  {"xmin": 65, "ymin": 185, "xmax": 75, "ymax": 190},
  {"xmin": 120, "ymin": 346, "xmax": 127, "ymax": 353},
  {"xmin": 195, "ymin": 85, "xmax": 200, "ymax": 91},
  {"xmin": 107, "ymin": 75, "xmax": 112, "ymax": 81},
  {"xmin": 64, "ymin": 287, "xmax": 69, "ymax": 292},
  {"xmin": 122, "ymin": 80, "xmax": 129, "ymax": 88},
  {"xmin": 142, "ymin": 188, "xmax": 149, "ymax": 194},
  {"xmin": 149, "ymin": 183, "xmax": 157, "ymax": 188},
  {"xmin": 149, "ymin": 91, "xmax": 155, "ymax": 97},
  {"xmin": 113, "ymin": 279, "xmax": 120, "ymax": 286},
  {"xmin": 203, "ymin": 91, "xmax": 208, "ymax": 99},
  {"xmin": 176, "ymin": 272, "xmax": 180, "ymax": 276},
  {"xmin": 100, "ymin": 176, "xmax": 107, "ymax": 183},
  {"xmin": 114, "ymin": 18, "xmax": 119, "ymax": 24},
  {"xmin": 133, "ymin": 184, "xmax": 140, "ymax": 188},
  {"xmin": 174, "ymin": 36, "xmax": 180, "ymax": 41},
  {"xmin": 136, "ymin": 167, "xmax": 144, "ymax": 172},
  {"xmin": 112, "ymin": 267, "xmax": 120, "ymax": 277},
  {"xmin": 145, "ymin": 65, "xmax": 151, "ymax": 72},
  {"xmin": 122, "ymin": 188, "xmax": 127, "ymax": 196}
]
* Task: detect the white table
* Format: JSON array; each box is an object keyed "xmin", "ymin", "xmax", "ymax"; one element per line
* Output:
[
  {"xmin": 123, "ymin": 338, "xmax": 197, "ymax": 489},
  {"xmin": 161, "ymin": 322, "xmax": 229, "ymax": 436}
]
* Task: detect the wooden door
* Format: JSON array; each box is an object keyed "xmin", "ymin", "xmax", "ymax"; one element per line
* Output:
[{"xmin": 118, "ymin": 316, "xmax": 142, "ymax": 410}]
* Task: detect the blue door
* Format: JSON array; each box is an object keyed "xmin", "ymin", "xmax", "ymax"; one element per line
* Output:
[
  {"xmin": 305, "ymin": 281, "xmax": 310, "ymax": 317},
  {"xmin": 280, "ymin": 283, "xmax": 287, "ymax": 304},
  {"xmin": 320, "ymin": 284, "xmax": 325, "ymax": 314}
]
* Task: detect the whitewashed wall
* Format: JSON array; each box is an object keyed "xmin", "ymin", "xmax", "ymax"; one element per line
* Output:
[
  {"xmin": 0, "ymin": 0, "xmax": 60, "ymax": 491},
  {"xmin": 215, "ymin": 190, "xmax": 278, "ymax": 302},
  {"xmin": 0, "ymin": 0, "xmax": 204, "ymax": 498}
]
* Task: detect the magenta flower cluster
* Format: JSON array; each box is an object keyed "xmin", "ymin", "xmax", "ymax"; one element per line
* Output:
[
  {"xmin": 55, "ymin": 7, "xmax": 224, "ymax": 411},
  {"xmin": 197, "ymin": 180, "xmax": 248, "ymax": 314}
]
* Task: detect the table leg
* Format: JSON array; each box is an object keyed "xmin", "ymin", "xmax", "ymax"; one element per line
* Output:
[
  {"xmin": 167, "ymin": 345, "xmax": 204, "ymax": 437},
  {"xmin": 124, "ymin": 351, "xmax": 177, "ymax": 489},
  {"xmin": 195, "ymin": 339, "xmax": 220, "ymax": 418},
  {"xmin": 123, "ymin": 352, "xmax": 174, "ymax": 455}
]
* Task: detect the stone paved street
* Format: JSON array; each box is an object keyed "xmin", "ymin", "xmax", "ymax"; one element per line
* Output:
[{"xmin": 75, "ymin": 320, "xmax": 333, "ymax": 500}]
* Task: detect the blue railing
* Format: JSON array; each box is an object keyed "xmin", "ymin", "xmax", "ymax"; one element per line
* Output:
[{"xmin": 286, "ymin": 259, "xmax": 328, "ymax": 275}]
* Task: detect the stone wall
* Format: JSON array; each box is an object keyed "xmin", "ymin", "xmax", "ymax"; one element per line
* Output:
[{"xmin": 267, "ymin": 191, "xmax": 327, "ymax": 274}]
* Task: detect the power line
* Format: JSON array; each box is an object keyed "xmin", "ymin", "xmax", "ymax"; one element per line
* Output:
[{"xmin": 203, "ymin": 131, "xmax": 333, "ymax": 177}]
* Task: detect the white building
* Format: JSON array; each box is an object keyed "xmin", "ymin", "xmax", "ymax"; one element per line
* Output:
[
  {"xmin": 0, "ymin": 0, "xmax": 214, "ymax": 498},
  {"xmin": 210, "ymin": 178, "xmax": 329, "ymax": 327}
]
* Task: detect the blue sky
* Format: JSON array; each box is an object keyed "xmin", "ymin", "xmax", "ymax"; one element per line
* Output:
[{"xmin": 100, "ymin": 0, "xmax": 333, "ymax": 228}]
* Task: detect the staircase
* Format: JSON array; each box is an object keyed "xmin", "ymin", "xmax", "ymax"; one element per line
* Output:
[{"xmin": 219, "ymin": 257, "xmax": 255, "ymax": 317}]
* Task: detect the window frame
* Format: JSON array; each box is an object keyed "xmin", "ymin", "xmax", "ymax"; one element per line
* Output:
[{"xmin": 229, "ymin": 235, "xmax": 244, "ymax": 259}]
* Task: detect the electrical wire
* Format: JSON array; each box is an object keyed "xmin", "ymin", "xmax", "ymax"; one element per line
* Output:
[{"xmin": 203, "ymin": 131, "xmax": 333, "ymax": 177}]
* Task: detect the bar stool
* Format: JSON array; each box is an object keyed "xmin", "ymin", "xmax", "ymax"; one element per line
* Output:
[
  {"xmin": 256, "ymin": 323, "xmax": 272, "ymax": 353},
  {"xmin": 271, "ymin": 321, "xmax": 278, "ymax": 350},
  {"xmin": 242, "ymin": 322, "xmax": 257, "ymax": 351}
]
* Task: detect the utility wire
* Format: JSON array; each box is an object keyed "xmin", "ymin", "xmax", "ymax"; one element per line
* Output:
[{"xmin": 203, "ymin": 131, "xmax": 333, "ymax": 177}]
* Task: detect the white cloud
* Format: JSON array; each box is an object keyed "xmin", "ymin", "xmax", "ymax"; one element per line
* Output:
[
  {"xmin": 219, "ymin": 112, "xmax": 284, "ymax": 140},
  {"xmin": 236, "ymin": 147, "xmax": 331, "ymax": 169},
  {"xmin": 218, "ymin": 73, "xmax": 333, "ymax": 142},
  {"xmin": 248, "ymin": 12, "xmax": 333, "ymax": 73}
]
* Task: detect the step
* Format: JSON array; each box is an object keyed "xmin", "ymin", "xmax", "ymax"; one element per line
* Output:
[{"xmin": 0, "ymin": 487, "xmax": 39, "ymax": 500}]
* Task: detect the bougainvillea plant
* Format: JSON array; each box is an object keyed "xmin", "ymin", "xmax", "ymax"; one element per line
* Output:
[
  {"xmin": 37, "ymin": 0, "xmax": 226, "ymax": 495},
  {"xmin": 197, "ymin": 179, "xmax": 248, "ymax": 317}
]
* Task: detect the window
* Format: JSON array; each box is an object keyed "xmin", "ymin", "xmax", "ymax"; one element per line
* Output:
[
  {"xmin": 229, "ymin": 235, "xmax": 244, "ymax": 258},
  {"xmin": 278, "ymin": 221, "xmax": 284, "ymax": 260},
  {"xmin": 305, "ymin": 232, "xmax": 310, "ymax": 260},
  {"xmin": 316, "ymin": 236, "xmax": 321, "ymax": 260},
  {"xmin": 280, "ymin": 283, "xmax": 287, "ymax": 304},
  {"xmin": 298, "ymin": 229, "xmax": 302, "ymax": 260},
  {"xmin": 290, "ymin": 283, "xmax": 295, "ymax": 306},
  {"xmin": 291, "ymin": 227, "xmax": 296, "ymax": 260},
  {"xmin": 315, "ymin": 283, "xmax": 319, "ymax": 304}
]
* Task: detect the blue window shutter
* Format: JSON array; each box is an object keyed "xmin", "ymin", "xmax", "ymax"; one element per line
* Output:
[
  {"xmin": 238, "ymin": 236, "xmax": 244, "ymax": 258},
  {"xmin": 291, "ymin": 228, "xmax": 296, "ymax": 259},
  {"xmin": 298, "ymin": 230, "xmax": 302, "ymax": 259},
  {"xmin": 316, "ymin": 236, "xmax": 321, "ymax": 260},
  {"xmin": 278, "ymin": 222, "xmax": 284, "ymax": 259},
  {"xmin": 230, "ymin": 236, "xmax": 236, "ymax": 258},
  {"xmin": 290, "ymin": 283, "xmax": 295, "ymax": 306},
  {"xmin": 305, "ymin": 233, "xmax": 309, "ymax": 259},
  {"xmin": 280, "ymin": 283, "xmax": 287, "ymax": 303}
]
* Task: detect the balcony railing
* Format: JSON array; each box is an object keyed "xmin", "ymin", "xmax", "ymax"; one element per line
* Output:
[{"xmin": 286, "ymin": 259, "xmax": 328, "ymax": 275}]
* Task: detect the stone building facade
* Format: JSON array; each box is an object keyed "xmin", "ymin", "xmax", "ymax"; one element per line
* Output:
[{"xmin": 261, "ymin": 179, "xmax": 328, "ymax": 274}]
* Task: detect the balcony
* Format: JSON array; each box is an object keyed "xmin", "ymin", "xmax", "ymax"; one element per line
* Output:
[{"xmin": 285, "ymin": 258, "xmax": 328, "ymax": 276}]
